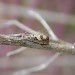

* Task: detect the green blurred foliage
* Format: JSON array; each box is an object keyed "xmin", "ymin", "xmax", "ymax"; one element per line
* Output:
[
  {"xmin": 72, "ymin": 6, "xmax": 75, "ymax": 15},
  {"xmin": 65, "ymin": 23, "xmax": 75, "ymax": 35},
  {"xmin": 18, "ymin": 16, "xmax": 25, "ymax": 22}
]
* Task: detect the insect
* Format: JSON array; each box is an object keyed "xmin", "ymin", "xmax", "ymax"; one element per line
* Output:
[
  {"xmin": 9, "ymin": 34, "xmax": 49, "ymax": 45},
  {"xmin": 25, "ymin": 34, "xmax": 49, "ymax": 45}
]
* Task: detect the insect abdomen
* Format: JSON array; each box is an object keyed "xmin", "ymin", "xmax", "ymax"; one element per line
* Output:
[{"xmin": 25, "ymin": 34, "xmax": 49, "ymax": 45}]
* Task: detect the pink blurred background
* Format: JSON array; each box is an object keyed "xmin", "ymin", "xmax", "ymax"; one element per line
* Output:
[{"xmin": 0, "ymin": 0, "xmax": 75, "ymax": 75}]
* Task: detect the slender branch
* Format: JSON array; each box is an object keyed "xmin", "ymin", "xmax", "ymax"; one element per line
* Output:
[
  {"xmin": 0, "ymin": 33, "xmax": 74, "ymax": 55},
  {"xmin": 2, "ymin": 20, "xmax": 39, "ymax": 34},
  {"xmin": 6, "ymin": 47, "xmax": 26, "ymax": 56},
  {"xmin": 28, "ymin": 10, "xmax": 58, "ymax": 40},
  {"xmin": 13, "ymin": 52, "xmax": 60, "ymax": 75}
]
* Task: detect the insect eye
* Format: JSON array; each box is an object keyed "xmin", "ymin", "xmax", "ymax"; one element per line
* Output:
[
  {"xmin": 46, "ymin": 36, "xmax": 49, "ymax": 40},
  {"xmin": 34, "ymin": 37, "xmax": 37, "ymax": 40},
  {"xmin": 40, "ymin": 35, "xmax": 43, "ymax": 39},
  {"xmin": 28, "ymin": 37, "xmax": 30, "ymax": 39},
  {"xmin": 40, "ymin": 35, "xmax": 49, "ymax": 41}
]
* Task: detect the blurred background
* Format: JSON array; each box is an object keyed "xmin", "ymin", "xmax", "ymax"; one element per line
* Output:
[{"xmin": 0, "ymin": 0, "xmax": 75, "ymax": 75}]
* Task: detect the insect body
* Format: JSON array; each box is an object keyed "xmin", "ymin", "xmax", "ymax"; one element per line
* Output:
[
  {"xmin": 9, "ymin": 34, "xmax": 49, "ymax": 45},
  {"xmin": 25, "ymin": 34, "xmax": 49, "ymax": 45}
]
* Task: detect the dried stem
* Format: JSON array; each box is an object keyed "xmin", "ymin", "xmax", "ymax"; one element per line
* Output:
[
  {"xmin": 0, "ymin": 33, "xmax": 74, "ymax": 55},
  {"xmin": 13, "ymin": 52, "xmax": 60, "ymax": 75}
]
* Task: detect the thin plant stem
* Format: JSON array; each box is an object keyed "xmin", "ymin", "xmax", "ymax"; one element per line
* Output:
[{"xmin": 0, "ymin": 33, "xmax": 74, "ymax": 55}]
